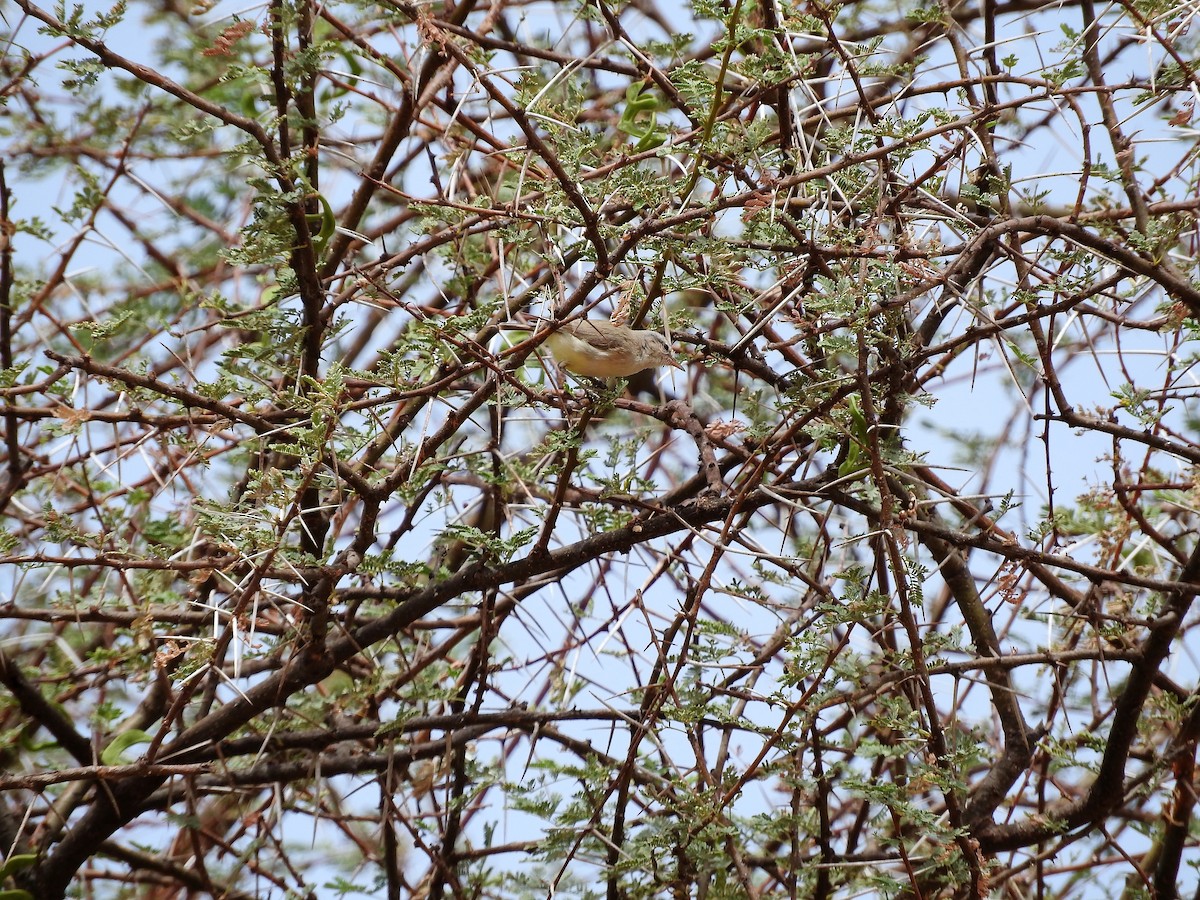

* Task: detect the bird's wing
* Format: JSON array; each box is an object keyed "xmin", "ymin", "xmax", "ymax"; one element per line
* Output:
[{"xmin": 567, "ymin": 321, "xmax": 626, "ymax": 353}]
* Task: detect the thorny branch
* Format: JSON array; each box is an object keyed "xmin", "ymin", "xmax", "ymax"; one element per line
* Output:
[{"xmin": 1, "ymin": 0, "xmax": 1200, "ymax": 895}]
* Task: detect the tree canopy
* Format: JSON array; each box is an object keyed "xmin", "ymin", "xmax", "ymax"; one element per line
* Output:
[{"xmin": 1, "ymin": 0, "xmax": 1200, "ymax": 895}]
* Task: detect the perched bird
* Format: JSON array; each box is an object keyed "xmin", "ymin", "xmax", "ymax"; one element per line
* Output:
[{"xmin": 542, "ymin": 319, "xmax": 682, "ymax": 378}]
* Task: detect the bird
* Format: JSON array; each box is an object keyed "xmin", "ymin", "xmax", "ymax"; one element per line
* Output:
[{"xmin": 541, "ymin": 319, "xmax": 682, "ymax": 378}]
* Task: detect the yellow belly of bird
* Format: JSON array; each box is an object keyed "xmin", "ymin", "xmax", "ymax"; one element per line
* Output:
[{"xmin": 544, "ymin": 332, "xmax": 633, "ymax": 377}]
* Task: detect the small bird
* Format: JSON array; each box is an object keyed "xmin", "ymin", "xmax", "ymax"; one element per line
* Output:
[{"xmin": 542, "ymin": 319, "xmax": 682, "ymax": 378}]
